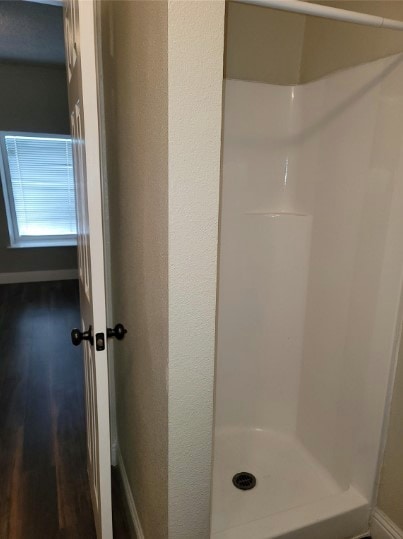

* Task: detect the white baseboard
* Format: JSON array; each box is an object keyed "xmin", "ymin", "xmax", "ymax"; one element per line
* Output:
[
  {"xmin": 0, "ymin": 269, "xmax": 78, "ymax": 284},
  {"xmin": 116, "ymin": 444, "xmax": 145, "ymax": 539},
  {"xmin": 371, "ymin": 509, "xmax": 403, "ymax": 539}
]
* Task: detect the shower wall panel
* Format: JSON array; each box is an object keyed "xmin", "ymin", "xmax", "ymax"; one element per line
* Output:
[
  {"xmin": 216, "ymin": 212, "xmax": 312, "ymax": 432},
  {"xmin": 216, "ymin": 81, "xmax": 311, "ymax": 433},
  {"xmin": 216, "ymin": 52, "xmax": 403, "ymax": 507},
  {"xmin": 296, "ymin": 54, "xmax": 403, "ymax": 496}
]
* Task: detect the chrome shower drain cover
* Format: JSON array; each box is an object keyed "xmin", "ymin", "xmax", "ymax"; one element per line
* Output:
[{"xmin": 232, "ymin": 472, "xmax": 256, "ymax": 490}]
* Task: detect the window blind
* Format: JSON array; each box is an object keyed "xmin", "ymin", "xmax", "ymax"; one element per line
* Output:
[{"xmin": 4, "ymin": 135, "xmax": 77, "ymax": 238}]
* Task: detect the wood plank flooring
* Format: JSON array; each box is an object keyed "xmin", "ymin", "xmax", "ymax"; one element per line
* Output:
[{"xmin": 0, "ymin": 280, "xmax": 130, "ymax": 539}]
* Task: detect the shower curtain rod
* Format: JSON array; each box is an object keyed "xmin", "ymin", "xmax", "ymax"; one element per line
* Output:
[{"xmin": 233, "ymin": 0, "xmax": 403, "ymax": 31}]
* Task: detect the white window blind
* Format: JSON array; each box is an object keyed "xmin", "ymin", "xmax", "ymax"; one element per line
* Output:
[{"xmin": 0, "ymin": 133, "xmax": 77, "ymax": 247}]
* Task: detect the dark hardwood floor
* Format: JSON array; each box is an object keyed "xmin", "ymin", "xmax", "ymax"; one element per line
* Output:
[{"xmin": 0, "ymin": 280, "xmax": 130, "ymax": 539}]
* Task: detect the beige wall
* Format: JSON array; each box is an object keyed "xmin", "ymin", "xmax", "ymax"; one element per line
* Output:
[
  {"xmin": 225, "ymin": 1, "xmax": 403, "ymax": 85},
  {"xmin": 225, "ymin": 2, "xmax": 305, "ymax": 85},
  {"xmin": 100, "ymin": 1, "xmax": 225, "ymax": 537},
  {"xmin": 376, "ymin": 323, "xmax": 403, "ymax": 530},
  {"xmin": 301, "ymin": 1, "xmax": 403, "ymax": 82},
  {"xmin": 100, "ymin": 2, "xmax": 168, "ymax": 538},
  {"xmin": 167, "ymin": 2, "xmax": 225, "ymax": 537}
]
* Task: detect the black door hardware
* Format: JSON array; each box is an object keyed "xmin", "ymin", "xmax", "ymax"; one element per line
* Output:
[
  {"xmin": 71, "ymin": 325, "xmax": 94, "ymax": 346},
  {"xmin": 96, "ymin": 332, "xmax": 105, "ymax": 351},
  {"xmin": 107, "ymin": 323, "xmax": 127, "ymax": 340}
]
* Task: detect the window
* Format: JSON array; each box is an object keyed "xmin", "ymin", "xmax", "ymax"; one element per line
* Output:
[{"xmin": 0, "ymin": 132, "xmax": 77, "ymax": 248}]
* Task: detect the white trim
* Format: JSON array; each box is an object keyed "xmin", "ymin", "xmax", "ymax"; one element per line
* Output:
[
  {"xmin": 371, "ymin": 509, "xmax": 403, "ymax": 539},
  {"xmin": 92, "ymin": 0, "xmax": 118, "ymax": 471},
  {"xmin": 7, "ymin": 239, "xmax": 77, "ymax": 248},
  {"xmin": 116, "ymin": 444, "xmax": 145, "ymax": 539},
  {"xmin": 0, "ymin": 269, "xmax": 78, "ymax": 284}
]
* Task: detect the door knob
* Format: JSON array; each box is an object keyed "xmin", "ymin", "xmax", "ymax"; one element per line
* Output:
[
  {"xmin": 107, "ymin": 323, "xmax": 127, "ymax": 340},
  {"xmin": 71, "ymin": 325, "xmax": 94, "ymax": 346}
]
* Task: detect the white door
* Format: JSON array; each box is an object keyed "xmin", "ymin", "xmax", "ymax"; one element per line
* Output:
[{"xmin": 64, "ymin": 1, "xmax": 113, "ymax": 537}]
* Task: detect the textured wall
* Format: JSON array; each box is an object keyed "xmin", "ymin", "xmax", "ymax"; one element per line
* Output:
[
  {"xmin": 100, "ymin": 2, "xmax": 169, "ymax": 538},
  {"xmin": 0, "ymin": 64, "xmax": 76, "ymax": 274},
  {"xmin": 167, "ymin": 2, "xmax": 225, "ymax": 537},
  {"xmin": 225, "ymin": 2, "xmax": 305, "ymax": 85},
  {"xmin": 301, "ymin": 1, "xmax": 403, "ymax": 82},
  {"xmin": 101, "ymin": 1, "xmax": 225, "ymax": 536},
  {"xmin": 225, "ymin": 0, "xmax": 403, "ymax": 85}
]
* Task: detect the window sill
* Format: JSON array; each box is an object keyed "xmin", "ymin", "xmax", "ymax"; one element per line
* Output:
[{"xmin": 8, "ymin": 240, "xmax": 77, "ymax": 249}]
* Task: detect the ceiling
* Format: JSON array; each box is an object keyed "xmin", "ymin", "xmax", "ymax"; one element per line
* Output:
[{"xmin": 0, "ymin": 0, "xmax": 65, "ymax": 66}]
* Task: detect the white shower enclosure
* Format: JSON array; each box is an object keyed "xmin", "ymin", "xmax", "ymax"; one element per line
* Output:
[{"xmin": 211, "ymin": 53, "xmax": 403, "ymax": 538}]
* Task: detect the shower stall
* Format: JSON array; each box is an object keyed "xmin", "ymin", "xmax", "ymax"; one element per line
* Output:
[{"xmin": 211, "ymin": 3, "xmax": 403, "ymax": 538}]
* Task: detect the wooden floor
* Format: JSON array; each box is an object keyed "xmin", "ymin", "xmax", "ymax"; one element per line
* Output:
[{"xmin": 0, "ymin": 280, "xmax": 130, "ymax": 539}]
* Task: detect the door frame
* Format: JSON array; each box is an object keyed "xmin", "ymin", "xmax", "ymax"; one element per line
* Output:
[{"xmin": 91, "ymin": 0, "xmax": 118, "ymax": 466}]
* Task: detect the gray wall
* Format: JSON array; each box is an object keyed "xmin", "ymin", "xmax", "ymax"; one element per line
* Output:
[
  {"xmin": 0, "ymin": 1, "xmax": 65, "ymax": 66},
  {"xmin": 0, "ymin": 2, "xmax": 76, "ymax": 274}
]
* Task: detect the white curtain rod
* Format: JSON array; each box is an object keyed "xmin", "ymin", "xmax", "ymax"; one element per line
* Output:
[{"xmin": 233, "ymin": 0, "xmax": 403, "ymax": 31}]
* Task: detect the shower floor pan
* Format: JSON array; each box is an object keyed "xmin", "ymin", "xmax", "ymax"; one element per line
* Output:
[{"xmin": 211, "ymin": 428, "xmax": 369, "ymax": 539}]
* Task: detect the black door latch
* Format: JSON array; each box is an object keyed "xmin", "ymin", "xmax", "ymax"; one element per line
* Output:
[
  {"xmin": 107, "ymin": 323, "xmax": 128, "ymax": 340},
  {"xmin": 71, "ymin": 325, "xmax": 94, "ymax": 346},
  {"xmin": 71, "ymin": 324, "xmax": 127, "ymax": 352},
  {"xmin": 96, "ymin": 323, "xmax": 128, "ymax": 351},
  {"xmin": 95, "ymin": 332, "xmax": 105, "ymax": 351}
]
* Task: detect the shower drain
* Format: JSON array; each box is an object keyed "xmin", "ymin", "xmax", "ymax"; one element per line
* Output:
[{"xmin": 232, "ymin": 472, "xmax": 256, "ymax": 490}]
